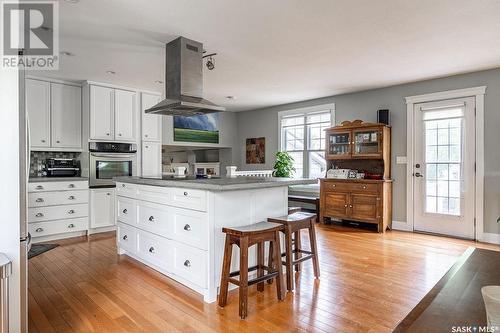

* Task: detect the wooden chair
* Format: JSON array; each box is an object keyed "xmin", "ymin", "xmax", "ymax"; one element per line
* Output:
[
  {"xmin": 218, "ymin": 222, "xmax": 285, "ymax": 319},
  {"xmin": 268, "ymin": 212, "xmax": 320, "ymax": 291}
]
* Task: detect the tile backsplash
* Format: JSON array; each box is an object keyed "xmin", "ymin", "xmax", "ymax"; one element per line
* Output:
[{"xmin": 30, "ymin": 151, "xmax": 80, "ymax": 177}]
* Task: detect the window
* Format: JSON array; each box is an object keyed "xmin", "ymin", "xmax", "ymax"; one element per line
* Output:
[{"xmin": 279, "ymin": 105, "xmax": 334, "ymax": 179}]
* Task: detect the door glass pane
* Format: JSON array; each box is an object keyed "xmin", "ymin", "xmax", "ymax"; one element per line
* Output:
[{"xmin": 423, "ymin": 110, "xmax": 464, "ymax": 216}]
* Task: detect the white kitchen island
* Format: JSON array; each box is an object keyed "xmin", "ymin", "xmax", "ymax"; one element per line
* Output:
[{"xmin": 114, "ymin": 176, "xmax": 316, "ymax": 303}]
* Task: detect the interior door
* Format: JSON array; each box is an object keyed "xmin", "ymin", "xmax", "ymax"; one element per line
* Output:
[
  {"xmin": 114, "ymin": 89, "xmax": 137, "ymax": 142},
  {"xmin": 51, "ymin": 83, "xmax": 82, "ymax": 149},
  {"xmin": 413, "ymin": 97, "xmax": 475, "ymax": 239}
]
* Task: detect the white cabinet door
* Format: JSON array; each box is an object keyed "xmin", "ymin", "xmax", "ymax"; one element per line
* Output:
[
  {"xmin": 26, "ymin": 79, "xmax": 51, "ymax": 148},
  {"xmin": 142, "ymin": 142, "xmax": 162, "ymax": 177},
  {"xmin": 141, "ymin": 93, "xmax": 161, "ymax": 142},
  {"xmin": 90, "ymin": 85, "xmax": 114, "ymax": 140},
  {"xmin": 51, "ymin": 83, "xmax": 82, "ymax": 149},
  {"xmin": 114, "ymin": 89, "xmax": 137, "ymax": 142},
  {"xmin": 90, "ymin": 188, "xmax": 116, "ymax": 228}
]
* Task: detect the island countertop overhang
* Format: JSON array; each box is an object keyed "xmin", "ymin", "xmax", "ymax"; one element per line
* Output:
[{"xmin": 114, "ymin": 176, "xmax": 317, "ymax": 191}]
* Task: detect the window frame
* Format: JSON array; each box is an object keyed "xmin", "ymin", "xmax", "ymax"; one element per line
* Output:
[{"xmin": 278, "ymin": 103, "xmax": 335, "ymax": 179}]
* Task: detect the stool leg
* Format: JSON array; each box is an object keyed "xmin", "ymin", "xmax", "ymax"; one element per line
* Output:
[
  {"xmin": 239, "ymin": 236, "xmax": 249, "ymax": 319},
  {"xmin": 308, "ymin": 219, "xmax": 320, "ymax": 278},
  {"xmin": 284, "ymin": 226, "xmax": 294, "ymax": 291},
  {"xmin": 218, "ymin": 235, "xmax": 233, "ymax": 307},
  {"xmin": 257, "ymin": 241, "xmax": 264, "ymax": 292},
  {"xmin": 273, "ymin": 231, "xmax": 285, "ymax": 301},
  {"xmin": 294, "ymin": 230, "xmax": 302, "ymax": 272},
  {"xmin": 267, "ymin": 241, "xmax": 273, "ymax": 284}
]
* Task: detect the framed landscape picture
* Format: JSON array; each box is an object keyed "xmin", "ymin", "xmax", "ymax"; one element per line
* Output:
[
  {"xmin": 246, "ymin": 137, "xmax": 265, "ymax": 164},
  {"xmin": 173, "ymin": 113, "xmax": 219, "ymax": 144}
]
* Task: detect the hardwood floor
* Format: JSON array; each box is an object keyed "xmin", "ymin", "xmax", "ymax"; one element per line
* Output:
[{"xmin": 28, "ymin": 225, "xmax": 500, "ymax": 333}]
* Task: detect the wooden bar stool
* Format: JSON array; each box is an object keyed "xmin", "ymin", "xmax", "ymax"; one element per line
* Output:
[
  {"xmin": 268, "ymin": 212, "xmax": 320, "ymax": 292},
  {"xmin": 288, "ymin": 206, "xmax": 302, "ymax": 214},
  {"xmin": 218, "ymin": 222, "xmax": 285, "ymax": 319}
]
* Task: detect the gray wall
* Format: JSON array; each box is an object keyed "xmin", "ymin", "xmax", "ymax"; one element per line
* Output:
[{"xmin": 234, "ymin": 68, "xmax": 500, "ymax": 234}]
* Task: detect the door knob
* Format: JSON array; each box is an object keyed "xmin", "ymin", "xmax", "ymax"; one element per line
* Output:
[{"xmin": 414, "ymin": 172, "xmax": 424, "ymax": 178}]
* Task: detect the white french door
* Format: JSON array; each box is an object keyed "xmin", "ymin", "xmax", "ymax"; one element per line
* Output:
[{"xmin": 412, "ymin": 97, "xmax": 475, "ymax": 239}]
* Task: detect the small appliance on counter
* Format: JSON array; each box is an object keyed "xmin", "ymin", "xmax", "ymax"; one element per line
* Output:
[{"xmin": 46, "ymin": 158, "xmax": 81, "ymax": 177}]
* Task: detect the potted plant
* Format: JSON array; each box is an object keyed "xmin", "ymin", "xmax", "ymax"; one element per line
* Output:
[{"xmin": 273, "ymin": 151, "xmax": 295, "ymax": 177}]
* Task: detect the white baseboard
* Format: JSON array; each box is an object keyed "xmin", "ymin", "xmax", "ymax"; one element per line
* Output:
[
  {"xmin": 31, "ymin": 230, "xmax": 87, "ymax": 244},
  {"xmin": 479, "ymin": 232, "xmax": 500, "ymax": 245},
  {"xmin": 88, "ymin": 225, "xmax": 116, "ymax": 235},
  {"xmin": 391, "ymin": 220, "xmax": 411, "ymax": 231}
]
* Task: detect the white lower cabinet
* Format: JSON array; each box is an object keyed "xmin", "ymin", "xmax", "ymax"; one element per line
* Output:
[
  {"xmin": 28, "ymin": 180, "xmax": 89, "ymax": 242},
  {"xmin": 90, "ymin": 188, "xmax": 116, "ymax": 229}
]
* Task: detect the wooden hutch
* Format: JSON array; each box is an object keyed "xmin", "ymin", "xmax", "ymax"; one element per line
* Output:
[{"xmin": 319, "ymin": 120, "xmax": 392, "ymax": 232}]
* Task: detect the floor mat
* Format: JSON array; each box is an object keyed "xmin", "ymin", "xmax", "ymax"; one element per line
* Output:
[{"xmin": 28, "ymin": 244, "xmax": 59, "ymax": 259}]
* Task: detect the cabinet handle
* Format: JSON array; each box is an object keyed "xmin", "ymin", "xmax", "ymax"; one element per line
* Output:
[
  {"xmin": 36, "ymin": 185, "xmax": 44, "ymax": 190},
  {"xmin": 106, "ymin": 192, "xmax": 111, "ymax": 196},
  {"xmin": 56, "ymin": 140, "xmax": 60, "ymax": 143},
  {"xmin": 118, "ymin": 133, "xmax": 122, "ymax": 136},
  {"xmin": 122, "ymin": 235, "xmax": 128, "ymax": 240},
  {"xmin": 149, "ymin": 247, "xmax": 155, "ymax": 253},
  {"xmin": 349, "ymin": 205, "xmax": 353, "ymax": 208},
  {"xmin": 68, "ymin": 209, "xmax": 75, "ymax": 214},
  {"xmin": 68, "ymin": 195, "xmax": 75, "ymax": 200},
  {"xmin": 35, "ymin": 198, "xmax": 44, "ymax": 203},
  {"xmin": 183, "ymin": 224, "xmax": 191, "ymax": 231},
  {"xmin": 148, "ymin": 216, "xmax": 155, "ymax": 222},
  {"xmin": 183, "ymin": 260, "xmax": 191, "ymax": 268},
  {"xmin": 106, "ymin": 133, "xmax": 110, "ymax": 136},
  {"xmin": 41, "ymin": 139, "xmax": 46, "ymax": 143},
  {"xmin": 183, "ymin": 191, "xmax": 188, "ymax": 196},
  {"xmin": 122, "ymin": 209, "xmax": 127, "ymax": 214},
  {"xmin": 122, "ymin": 184, "xmax": 126, "ymax": 187},
  {"xmin": 331, "ymin": 184, "xmax": 336, "ymax": 188},
  {"xmin": 145, "ymin": 145, "xmax": 149, "ymax": 149},
  {"xmin": 68, "ymin": 184, "xmax": 75, "ymax": 188},
  {"xmin": 35, "ymin": 228, "xmax": 44, "ymax": 233},
  {"xmin": 145, "ymin": 134, "xmax": 148, "ymax": 138},
  {"xmin": 68, "ymin": 224, "xmax": 75, "ymax": 228},
  {"xmin": 35, "ymin": 213, "xmax": 44, "ymax": 217}
]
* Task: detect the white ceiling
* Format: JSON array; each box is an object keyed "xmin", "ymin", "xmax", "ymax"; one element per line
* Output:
[{"xmin": 38, "ymin": 0, "xmax": 500, "ymax": 111}]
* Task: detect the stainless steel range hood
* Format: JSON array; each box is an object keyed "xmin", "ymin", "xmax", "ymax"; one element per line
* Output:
[{"xmin": 146, "ymin": 37, "xmax": 225, "ymax": 116}]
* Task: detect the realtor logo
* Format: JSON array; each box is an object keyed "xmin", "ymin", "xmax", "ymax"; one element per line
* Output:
[{"xmin": 1, "ymin": 1, "xmax": 59, "ymax": 69}]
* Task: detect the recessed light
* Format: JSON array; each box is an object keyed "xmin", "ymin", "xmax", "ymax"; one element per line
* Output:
[
  {"xmin": 60, "ymin": 51, "xmax": 74, "ymax": 56},
  {"xmin": 226, "ymin": 96, "xmax": 236, "ymax": 100},
  {"xmin": 106, "ymin": 71, "xmax": 116, "ymax": 75},
  {"xmin": 155, "ymin": 80, "xmax": 163, "ymax": 84}
]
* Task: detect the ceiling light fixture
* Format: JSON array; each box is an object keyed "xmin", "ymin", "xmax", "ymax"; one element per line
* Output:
[
  {"xmin": 202, "ymin": 52, "xmax": 217, "ymax": 70},
  {"xmin": 106, "ymin": 71, "xmax": 116, "ymax": 75}
]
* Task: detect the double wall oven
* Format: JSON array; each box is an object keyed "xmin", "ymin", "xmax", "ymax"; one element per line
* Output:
[{"xmin": 89, "ymin": 142, "xmax": 137, "ymax": 187}]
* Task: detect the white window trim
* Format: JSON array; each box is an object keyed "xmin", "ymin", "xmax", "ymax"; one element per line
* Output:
[
  {"xmin": 404, "ymin": 86, "xmax": 487, "ymax": 243},
  {"xmin": 278, "ymin": 103, "xmax": 335, "ymax": 181}
]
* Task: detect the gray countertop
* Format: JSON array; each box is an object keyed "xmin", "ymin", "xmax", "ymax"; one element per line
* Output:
[
  {"xmin": 28, "ymin": 177, "xmax": 89, "ymax": 183},
  {"xmin": 114, "ymin": 176, "xmax": 317, "ymax": 191}
]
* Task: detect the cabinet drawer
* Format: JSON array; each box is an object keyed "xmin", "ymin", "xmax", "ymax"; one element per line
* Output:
[
  {"xmin": 136, "ymin": 185, "xmax": 172, "ymax": 205},
  {"xmin": 322, "ymin": 181, "xmax": 380, "ymax": 194},
  {"xmin": 170, "ymin": 240, "xmax": 207, "ymax": 288},
  {"xmin": 29, "ymin": 217, "xmax": 88, "ymax": 238},
  {"xmin": 117, "ymin": 196, "xmax": 136, "ymax": 225},
  {"xmin": 29, "ymin": 181, "xmax": 88, "ymax": 192},
  {"xmin": 28, "ymin": 203, "xmax": 88, "ymax": 223},
  {"xmin": 322, "ymin": 182, "xmax": 352, "ymax": 192},
  {"xmin": 28, "ymin": 190, "xmax": 88, "ymax": 207},
  {"xmin": 171, "ymin": 208, "xmax": 208, "ymax": 250},
  {"xmin": 349, "ymin": 183, "xmax": 380, "ymax": 194},
  {"xmin": 117, "ymin": 223, "xmax": 137, "ymax": 253},
  {"xmin": 137, "ymin": 231, "xmax": 169, "ymax": 270},
  {"xmin": 116, "ymin": 182, "xmax": 138, "ymax": 198},
  {"xmin": 171, "ymin": 188, "xmax": 207, "ymax": 212},
  {"xmin": 137, "ymin": 201, "xmax": 171, "ymax": 238}
]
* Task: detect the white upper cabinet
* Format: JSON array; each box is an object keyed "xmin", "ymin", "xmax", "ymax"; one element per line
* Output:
[
  {"xmin": 89, "ymin": 85, "xmax": 114, "ymax": 140},
  {"xmin": 141, "ymin": 93, "xmax": 161, "ymax": 142},
  {"xmin": 142, "ymin": 142, "xmax": 162, "ymax": 177},
  {"xmin": 26, "ymin": 79, "xmax": 51, "ymax": 148},
  {"xmin": 51, "ymin": 83, "xmax": 82, "ymax": 149},
  {"xmin": 114, "ymin": 89, "xmax": 137, "ymax": 142}
]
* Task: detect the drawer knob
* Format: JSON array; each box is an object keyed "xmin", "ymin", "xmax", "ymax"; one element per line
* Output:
[
  {"xmin": 332, "ymin": 184, "xmax": 336, "ymax": 187},
  {"xmin": 349, "ymin": 205, "xmax": 353, "ymax": 208},
  {"xmin": 145, "ymin": 134, "xmax": 148, "ymax": 138},
  {"xmin": 118, "ymin": 133, "xmax": 122, "ymax": 136},
  {"xmin": 68, "ymin": 184, "xmax": 75, "ymax": 188},
  {"xmin": 122, "ymin": 184, "xmax": 126, "ymax": 187},
  {"xmin": 122, "ymin": 235, "xmax": 128, "ymax": 240},
  {"xmin": 68, "ymin": 195, "xmax": 75, "ymax": 200},
  {"xmin": 36, "ymin": 185, "xmax": 44, "ymax": 190},
  {"xmin": 35, "ymin": 213, "xmax": 44, "ymax": 217},
  {"xmin": 68, "ymin": 209, "xmax": 75, "ymax": 214},
  {"xmin": 122, "ymin": 209, "xmax": 127, "ymax": 214},
  {"xmin": 362, "ymin": 185, "xmax": 367, "ymax": 189},
  {"xmin": 183, "ymin": 224, "xmax": 191, "ymax": 231},
  {"xmin": 184, "ymin": 260, "xmax": 191, "ymax": 268},
  {"xmin": 149, "ymin": 247, "xmax": 155, "ymax": 253},
  {"xmin": 41, "ymin": 139, "xmax": 46, "ymax": 143},
  {"xmin": 35, "ymin": 198, "xmax": 44, "ymax": 203},
  {"xmin": 35, "ymin": 227, "xmax": 44, "ymax": 233},
  {"xmin": 183, "ymin": 191, "xmax": 188, "ymax": 196},
  {"xmin": 148, "ymin": 216, "xmax": 155, "ymax": 222},
  {"xmin": 344, "ymin": 204, "xmax": 348, "ymax": 208},
  {"xmin": 106, "ymin": 133, "xmax": 110, "ymax": 136},
  {"xmin": 106, "ymin": 192, "xmax": 110, "ymax": 196},
  {"xmin": 68, "ymin": 224, "xmax": 75, "ymax": 228}
]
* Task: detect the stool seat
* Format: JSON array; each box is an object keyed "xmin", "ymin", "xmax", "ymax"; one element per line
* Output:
[
  {"xmin": 288, "ymin": 206, "xmax": 302, "ymax": 214},
  {"xmin": 268, "ymin": 211, "xmax": 316, "ymax": 225},
  {"xmin": 222, "ymin": 222, "xmax": 283, "ymax": 236}
]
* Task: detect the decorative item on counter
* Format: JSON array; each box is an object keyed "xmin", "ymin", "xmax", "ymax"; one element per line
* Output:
[
  {"xmin": 326, "ymin": 168, "xmax": 349, "ymax": 179},
  {"xmin": 356, "ymin": 172, "xmax": 365, "ymax": 179},
  {"xmin": 273, "ymin": 151, "xmax": 295, "ymax": 178},
  {"xmin": 226, "ymin": 166, "xmax": 237, "ymax": 177},
  {"xmin": 364, "ymin": 171, "xmax": 383, "ymax": 180},
  {"xmin": 246, "ymin": 137, "xmax": 265, "ymax": 164},
  {"xmin": 173, "ymin": 166, "xmax": 187, "ymax": 177},
  {"xmin": 347, "ymin": 170, "xmax": 358, "ymax": 179}
]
